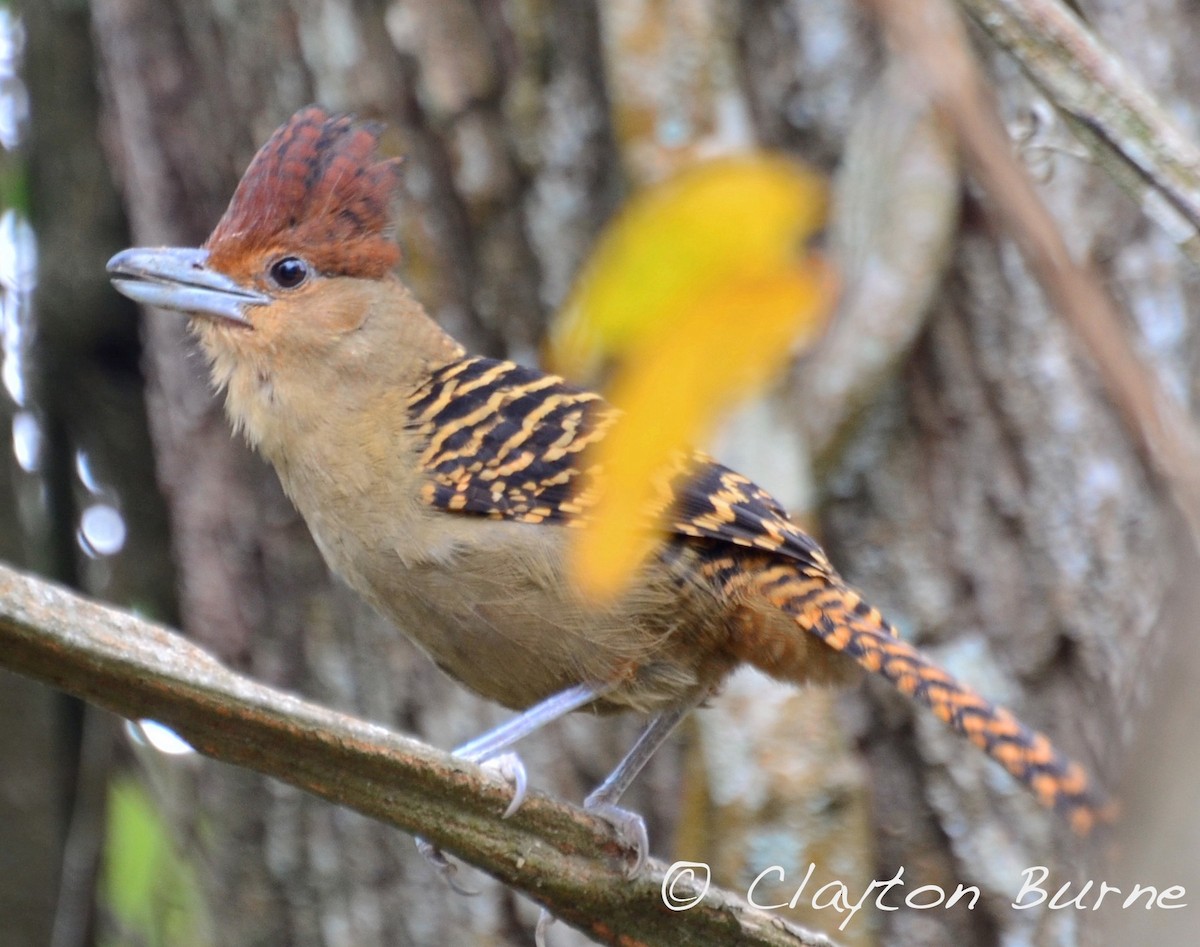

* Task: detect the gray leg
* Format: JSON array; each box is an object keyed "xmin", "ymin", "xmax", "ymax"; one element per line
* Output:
[
  {"xmin": 536, "ymin": 688, "xmax": 710, "ymax": 942},
  {"xmin": 454, "ymin": 681, "xmax": 613, "ymax": 763},
  {"xmin": 583, "ymin": 689, "xmax": 707, "ymax": 878},
  {"xmin": 418, "ymin": 681, "xmax": 616, "ymax": 890},
  {"xmin": 585, "ymin": 694, "xmax": 702, "ymax": 810}
]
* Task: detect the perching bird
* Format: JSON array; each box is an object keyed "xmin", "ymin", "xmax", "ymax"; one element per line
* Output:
[{"xmin": 107, "ymin": 107, "xmax": 1108, "ymax": 875}]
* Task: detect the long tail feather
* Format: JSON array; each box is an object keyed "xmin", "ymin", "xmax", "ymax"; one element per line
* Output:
[{"xmin": 712, "ymin": 551, "xmax": 1112, "ymax": 833}]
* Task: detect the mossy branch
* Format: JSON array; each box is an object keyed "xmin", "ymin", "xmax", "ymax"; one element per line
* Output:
[{"xmin": 0, "ymin": 561, "xmax": 830, "ymax": 947}]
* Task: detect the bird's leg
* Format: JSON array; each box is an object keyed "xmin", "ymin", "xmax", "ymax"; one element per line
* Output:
[
  {"xmin": 584, "ymin": 688, "xmax": 707, "ymax": 878},
  {"xmin": 454, "ymin": 682, "xmax": 612, "ymax": 772},
  {"xmin": 417, "ymin": 681, "xmax": 617, "ymax": 889},
  {"xmin": 536, "ymin": 688, "xmax": 709, "ymax": 943}
]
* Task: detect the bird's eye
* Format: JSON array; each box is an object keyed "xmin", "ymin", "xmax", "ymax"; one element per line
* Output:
[{"xmin": 269, "ymin": 256, "xmax": 309, "ymax": 289}]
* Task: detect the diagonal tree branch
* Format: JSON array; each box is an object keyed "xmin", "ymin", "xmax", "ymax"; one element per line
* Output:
[
  {"xmin": 866, "ymin": 0, "xmax": 1200, "ymax": 551},
  {"xmin": 0, "ymin": 560, "xmax": 829, "ymax": 947},
  {"xmin": 952, "ymin": 0, "xmax": 1200, "ymax": 268}
]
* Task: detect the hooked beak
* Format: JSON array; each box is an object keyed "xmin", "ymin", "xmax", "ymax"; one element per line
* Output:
[{"xmin": 106, "ymin": 247, "xmax": 269, "ymax": 326}]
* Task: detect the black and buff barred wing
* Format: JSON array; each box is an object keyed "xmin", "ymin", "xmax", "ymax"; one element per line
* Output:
[
  {"xmin": 407, "ymin": 356, "xmax": 614, "ymax": 524},
  {"xmin": 406, "ymin": 356, "xmax": 834, "ymax": 575},
  {"xmin": 668, "ymin": 463, "xmax": 835, "ymax": 575}
]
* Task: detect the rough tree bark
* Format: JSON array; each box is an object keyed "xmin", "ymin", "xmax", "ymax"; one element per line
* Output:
[{"xmin": 51, "ymin": 0, "xmax": 1196, "ymax": 944}]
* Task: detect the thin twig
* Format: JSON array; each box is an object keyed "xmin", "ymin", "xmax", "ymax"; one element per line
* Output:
[
  {"xmin": 865, "ymin": 0, "xmax": 1200, "ymax": 546},
  {"xmin": 0, "ymin": 561, "xmax": 827, "ymax": 947},
  {"xmin": 953, "ymin": 0, "xmax": 1200, "ymax": 268}
]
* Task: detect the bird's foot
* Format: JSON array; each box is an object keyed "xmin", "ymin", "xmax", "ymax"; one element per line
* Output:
[
  {"xmin": 414, "ymin": 837, "xmax": 479, "ymax": 896},
  {"xmin": 535, "ymin": 907, "xmax": 555, "ymax": 947},
  {"xmin": 415, "ymin": 751, "xmax": 529, "ymax": 891},
  {"xmin": 477, "ymin": 751, "xmax": 528, "ymax": 818},
  {"xmin": 533, "ymin": 794, "xmax": 646, "ymax": 943},
  {"xmin": 583, "ymin": 799, "xmax": 649, "ymax": 879}
]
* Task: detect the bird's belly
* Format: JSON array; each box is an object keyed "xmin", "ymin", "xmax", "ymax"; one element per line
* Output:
[{"xmin": 351, "ymin": 525, "xmax": 734, "ymax": 713}]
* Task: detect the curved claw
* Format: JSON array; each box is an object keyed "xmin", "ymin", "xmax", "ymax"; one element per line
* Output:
[
  {"xmin": 415, "ymin": 837, "xmax": 480, "ymax": 896},
  {"xmin": 583, "ymin": 800, "xmax": 649, "ymax": 879},
  {"xmin": 534, "ymin": 907, "xmax": 556, "ymax": 947},
  {"xmin": 478, "ymin": 751, "xmax": 528, "ymax": 818}
]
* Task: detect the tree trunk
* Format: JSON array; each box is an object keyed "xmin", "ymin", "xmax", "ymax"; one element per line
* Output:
[
  {"xmin": 64, "ymin": 0, "xmax": 1197, "ymax": 944},
  {"xmin": 2, "ymin": 2, "xmax": 177, "ymax": 944}
]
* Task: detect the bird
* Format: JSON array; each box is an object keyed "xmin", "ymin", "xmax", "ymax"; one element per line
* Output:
[{"xmin": 107, "ymin": 106, "xmax": 1109, "ymax": 879}]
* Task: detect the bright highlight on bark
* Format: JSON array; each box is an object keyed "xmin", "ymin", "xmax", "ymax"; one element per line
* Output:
[{"xmin": 551, "ymin": 156, "xmax": 837, "ymax": 600}]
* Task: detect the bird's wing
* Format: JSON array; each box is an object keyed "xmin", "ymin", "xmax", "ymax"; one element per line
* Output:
[{"xmin": 407, "ymin": 356, "xmax": 834, "ymax": 575}]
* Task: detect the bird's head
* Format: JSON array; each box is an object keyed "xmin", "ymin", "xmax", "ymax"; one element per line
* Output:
[{"xmin": 108, "ymin": 107, "xmax": 455, "ymax": 445}]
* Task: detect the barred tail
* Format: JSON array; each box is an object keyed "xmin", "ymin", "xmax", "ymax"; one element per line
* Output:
[{"xmin": 722, "ymin": 557, "xmax": 1112, "ymax": 834}]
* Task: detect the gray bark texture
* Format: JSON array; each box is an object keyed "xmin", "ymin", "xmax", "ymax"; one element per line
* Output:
[{"xmin": 8, "ymin": 0, "xmax": 1184, "ymax": 944}]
